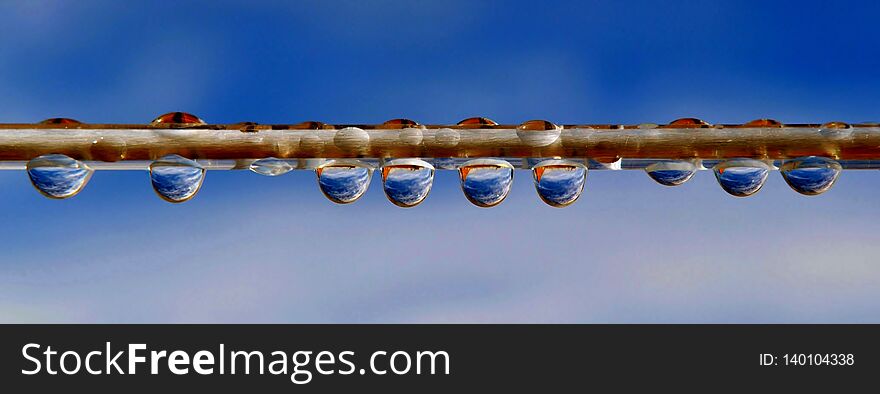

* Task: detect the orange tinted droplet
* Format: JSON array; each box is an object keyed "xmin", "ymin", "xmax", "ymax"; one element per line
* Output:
[
  {"xmin": 293, "ymin": 121, "xmax": 329, "ymax": 130},
  {"xmin": 669, "ymin": 118, "xmax": 710, "ymax": 127},
  {"xmin": 39, "ymin": 118, "xmax": 82, "ymax": 125},
  {"xmin": 518, "ymin": 120, "xmax": 559, "ymax": 131},
  {"xmin": 381, "ymin": 118, "xmax": 420, "ymax": 129},
  {"xmin": 457, "ymin": 117, "xmax": 498, "ymax": 127},
  {"xmin": 820, "ymin": 121, "xmax": 851, "ymax": 130},
  {"xmin": 234, "ymin": 122, "xmax": 259, "ymax": 132},
  {"xmin": 152, "ymin": 112, "xmax": 206, "ymax": 125},
  {"xmin": 743, "ymin": 119, "xmax": 783, "ymax": 127}
]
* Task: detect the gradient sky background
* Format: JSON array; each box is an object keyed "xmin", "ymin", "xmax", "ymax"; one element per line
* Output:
[{"xmin": 1, "ymin": 0, "xmax": 879, "ymax": 323}]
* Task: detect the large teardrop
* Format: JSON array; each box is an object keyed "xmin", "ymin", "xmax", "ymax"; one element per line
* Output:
[
  {"xmin": 713, "ymin": 159, "xmax": 770, "ymax": 197},
  {"xmin": 316, "ymin": 161, "xmax": 373, "ymax": 204},
  {"xmin": 26, "ymin": 154, "xmax": 93, "ymax": 199},
  {"xmin": 149, "ymin": 155, "xmax": 206, "ymax": 203},
  {"xmin": 532, "ymin": 160, "xmax": 587, "ymax": 207},
  {"xmin": 459, "ymin": 159, "xmax": 514, "ymax": 208},
  {"xmin": 381, "ymin": 159, "xmax": 434, "ymax": 208},
  {"xmin": 780, "ymin": 156, "xmax": 841, "ymax": 196},
  {"xmin": 645, "ymin": 161, "xmax": 697, "ymax": 186}
]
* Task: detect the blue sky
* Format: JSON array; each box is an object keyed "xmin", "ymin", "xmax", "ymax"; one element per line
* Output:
[{"xmin": 1, "ymin": 0, "xmax": 879, "ymax": 322}]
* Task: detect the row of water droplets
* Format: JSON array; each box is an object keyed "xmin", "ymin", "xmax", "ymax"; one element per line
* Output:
[{"xmin": 24, "ymin": 114, "xmax": 848, "ymax": 206}]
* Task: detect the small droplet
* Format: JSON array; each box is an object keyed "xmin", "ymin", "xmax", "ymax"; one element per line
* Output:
[
  {"xmin": 316, "ymin": 162, "xmax": 372, "ymax": 204},
  {"xmin": 517, "ymin": 120, "xmax": 561, "ymax": 147},
  {"xmin": 234, "ymin": 122, "xmax": 259, "ymax": 132},
  {"xmin": 518, "ymin": 119, "xmax": 558, "ymax": 131},
  {"xmin": 250, "ymin": 158, "xmax": 293, "ymax": 176},
  {"xmin": 381, "ymin": 118, "xmax": 420, "ymax": 129},
  {"xmin": 668, "ymin": 118, "xmax": 711, "ymax": 127},
  {"xmin": 334, "ymin": 127, "xmax": 370, "ymax": 151},
  {"xmin": 399, "ymin": 127, "xmax": 423, "ymax": 146},
  {"xmin": 457, "ymin": 117, "xmax": 498, "ymax": 127},
  {"xmin": 381, "ymin": 159, "xmax": 434, "ymax": 208},
  {"xmin": 151, "ymin": 112, "xmax": 206, "ymax": 125},
  {"xmin": 645, "ymin": 161, "xmax": 697, "ymax": 186},
  {"xmin": 290, "ymin": 121, "xmax": 330, "ymax": 130},
  {"xmin": 26, "ymin": 154, "xmax": 93, "ymax": 199},
  {"xmin": 743, "ymin": 118, "xmax": 783, "ymax": 127},
  {"xmin": 433, "ymin": 128, "xmax": 460, "ymax": 147},
  {"xmin": 819, "ymin": 121, "xmax": 852, "ymax": 136},
  {"xmin": 459, "ymin": 159, "xmax": 514, "ymax": 208},
  {"xmin": 780, "ymin": 156, "xmax": 841, "ymax": 196},
  {"xmin": 39, "ymin": 118, "xmax": 82, "ymax": 125},
  {"xmin": 149, "ymin": 155, "xmax": 206, "ymax": 203},
  {"xmin": 713, "ymin": 159, "xmax": 770, "ymax": 197},
  {"xmin": 532, "ymin": 160, "xmax": 587, "ymax": 207}
]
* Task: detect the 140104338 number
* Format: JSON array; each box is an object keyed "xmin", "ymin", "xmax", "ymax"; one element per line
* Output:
[{"xmin": 783, "ymin": 353, "xmax": 854, "ymax": 366}]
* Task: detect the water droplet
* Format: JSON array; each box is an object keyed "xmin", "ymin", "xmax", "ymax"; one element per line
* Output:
[
  {"xmin": 459, "ymin": 159, "xmax": 514, "ymax": 208},
  {"xmin": 234, "ymin": 122, "xmax": 259, "ymax": 132},
  {"xmin": 434, "ymin": 128, "xmax": 460, "ymax": 147},
  {"xmin": 743, "ymin": 118, "xmax": 783, "ymax": 127},
  {"xmin": 780, "ymin": 156, "xmax": 841, "ymax": 196},
  {"xmin": 457, "ymin": 117, "xmax": 498, "ymax": 127},
  {"xmin": 334, "ymin": 127, "xmax": 370, "ymax": 151},
  {"xmin": 316, "ymin": 161, "xmax": 372, "ymax": 204},
  {"xmin": 532, "ymin": 160, "xmax": 587, "ymax": 207},
  {"xmin": 39, "ymin": 118, "xmax": 82, "ymax": 125},
  {"xmin": 250, "ymin": 158, "xmax": 293, "ymax": 176},
  {"xmin": 381, "ymin": 118, "xmax": 420, "ymax": 129},
  {"xmin": 149, "ymin": 155, "xmax": 206, "ymax": 203},
  {"xmin": 819, "ymin": 121, "xmax": 852, "ymax": 136},
  {"xmin": 381, "ymin": 159, "xmax": 434, "ymax": 207},
  {"xmin": 151, "ymin": 112, "xmax": 206, "ymax": 125},
  {"xmin": 668, "ymin": 118, "xmax": 711, "ymax": 127},
  {"xmin": 645, "ymin": 161, "xmax": 697, "ymax": 186},
  {"xmin": 288, "ymin": 121, "xmax": 330, "ymax": 130},
  {"xmin": 517, "ymin": 120, "xmax": 561, "ymax": 147},
  {"xmin": 26, "ymin": 154, "xmax": 93, "ymax": 199},
  {"xmin": 713, "ymin": 159, "xmax": 770, "ymax": 197},
  {"xmin": 399, "ymin": 127, "xmax": 423, "ymax": 146}
]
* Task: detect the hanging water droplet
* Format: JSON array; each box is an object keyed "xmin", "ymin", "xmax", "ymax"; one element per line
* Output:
[
  {"xmin": 532, "ymin": 160, "xmax": 587, "ymax": 207},
  {"xmin": 250, "ymin": 158, "xmax": 293, "ymax": 176},
  {"xmin": 459, "ymin": 159, "xmax": 514, "ymax": 208},
  {"xmin": 517, "ymin": 120, "xmax": 561, "ymax": 147},
  {"xmin": 457, "ymin": 117, "xmax": 498, "ymax": 127},
  {"xmin": 780, "ymin": 156, "xmax": 841, "ymax": 196},
  {"xmin": 151, "ymin": 112, "xmax": 206, "ymax": 125},
  {"xmin": 26, "ymin": 154, "xmax": 93, "ymax": 199},
  {"xmin": 645, "ymin": 161, "xmax": 697, "ymax": 186},
  {"xmin": 713, "ymin": 159, "xmax": 770, "ymax": 197},
  {"xmin": 39, "ymin": 118, "xmax": 82, "ymax": 125},
  {"xmin": 819, "ymin": 121, "xmax": 852, "ymax": 136},
  {"xmin": 381, "ymin": 159, "xmax": 434, "ymax": 208},
  {"xmin": 316, "ymin": 161, "xmax": 372, "ymax": 204},
  {"xmin": 149, "ymin": 155, "xmax": 206, "ymax": 203}
]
